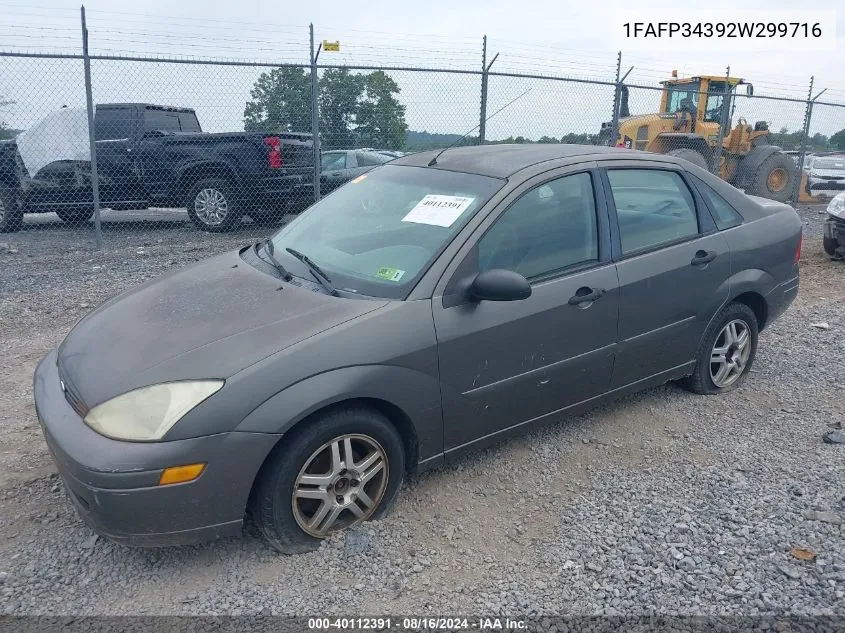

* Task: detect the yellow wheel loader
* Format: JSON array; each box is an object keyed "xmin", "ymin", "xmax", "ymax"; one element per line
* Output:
[{"xmin": 600, "ymin": 75, "xmax": 799, "ymax": 202}]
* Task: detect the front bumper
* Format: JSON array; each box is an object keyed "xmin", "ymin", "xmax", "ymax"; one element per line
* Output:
[
  {"xmin": 825, "ymin": 217, "xmax": 845, "ymax": 243},
  {"xmin": 33, "ymin": 350, "xmax": 281, "ymax": 547}
]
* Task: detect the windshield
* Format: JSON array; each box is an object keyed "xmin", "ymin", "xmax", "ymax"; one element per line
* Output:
[
  {"xmin": 812, "ymin": 157, "xmax": 845, "ymax": 170},
  {"xmin": 269, "ymin": 165, "xmax": 505, "ymax": 299},
  {"xmin": 664, "ymin": 81, "xmax": 701, "ymax": 114}
]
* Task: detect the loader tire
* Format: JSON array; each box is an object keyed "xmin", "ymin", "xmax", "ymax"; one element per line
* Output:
[
  {"xmin": 666, "ymin": 148, "xmax": 709, "ymax": 170},
  {"xmin": 746, "ymin": 152, "xmax": 797, "ymax": 203}
]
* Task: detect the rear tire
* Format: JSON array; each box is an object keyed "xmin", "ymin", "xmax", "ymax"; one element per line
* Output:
[
  {"xmin": 0, "ymin": 186, "xmax": 23, "ymax": 233},
  {"xmin": 666, "ymin": 148, "xmax": 709, "ymax": 170},
  {"xmin": 55, "ymin": 208, "xmax": 93, "ymax": 226},
  {"xmin": 186, "ymin": 178, "xmax": 240, "ymax": 232},
  {"xmin": 249, "ymin": 406, "xmax": 405, "ymax": 554},
  {"xmin": 681, "ymin": 302, "xmax": 758, "ymax": 395},
  {"xmin": 746, "ymin": 152, "xmax": 797, "ymax": 203}
]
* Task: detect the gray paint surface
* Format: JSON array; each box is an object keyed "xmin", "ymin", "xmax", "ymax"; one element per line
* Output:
[{"xmin": 34, "ymin": 144, "xmax": 802, "ymax": 546}]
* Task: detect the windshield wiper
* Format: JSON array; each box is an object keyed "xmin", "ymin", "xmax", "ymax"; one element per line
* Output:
[
  {"xmin": 258, "ymin": 239, "xmax": 292, "ymax": 281},
  {"xmin": 285, "ymin": 247, "xmax": 338, "ymax": 296}
]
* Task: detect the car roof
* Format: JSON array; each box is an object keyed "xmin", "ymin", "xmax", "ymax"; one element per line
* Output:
[{"xmin": 391, "ymin": 144, "xmax": 670, "ymax": 178}]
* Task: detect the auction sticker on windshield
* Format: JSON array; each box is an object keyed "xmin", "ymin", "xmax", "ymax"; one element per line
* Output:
[
  {"xmin": 402, "ymin": 194, "xmax": 475, "ymax": 228},
  {"xmin": 375, "ymin": 267, "xmax": 405, "ymax": 282}
]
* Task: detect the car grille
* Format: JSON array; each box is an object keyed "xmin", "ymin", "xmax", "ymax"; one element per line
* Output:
[{"xmin": 57, "ymin": 363, "xmax": 89, "ymax": 418}]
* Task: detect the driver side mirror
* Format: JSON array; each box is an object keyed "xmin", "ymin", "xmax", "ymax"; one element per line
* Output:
[
  {"xmin": 744, "ymin": 84, "xmax": 754, "ymax": 97},
  {"xmin": 467, "ymin": 269, "xmax": 531, "ymax": 302}
]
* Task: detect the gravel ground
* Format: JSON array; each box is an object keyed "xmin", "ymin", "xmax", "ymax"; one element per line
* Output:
[{"xmin": 0, "ymin": 205, "xmax": 843, "ymax": 617}]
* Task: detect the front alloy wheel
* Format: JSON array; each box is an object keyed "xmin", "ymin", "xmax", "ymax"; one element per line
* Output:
[
  {"xmin": 709, "ymin": 319, "xmax": 751, "ymax": 388},
  {"xmin": 250, "ymin": 406, "xmax": 404, "ymax": 554},
  {"xmin": 292, "ymin": 434, "xmax": 388, "ymax": 537}
]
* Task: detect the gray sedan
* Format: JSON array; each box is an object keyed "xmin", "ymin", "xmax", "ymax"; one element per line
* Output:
[
  {"xmin": 320, "ymin": 149, "xmax": 393, "ymax": 193},
  {"xmin": 34, "ymin": 145, "xmax": 801, "ymax": 553}
]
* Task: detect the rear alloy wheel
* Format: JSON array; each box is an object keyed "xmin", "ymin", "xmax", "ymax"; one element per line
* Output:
[
  {"xmin": 186, "ymin": 178, "xmax": 239, "ymax": 232},
  {"xmin": 682, "ymin": 302, "xmax": 758, "ymax": 395},
  {"xmin": 0, "ymin": 186, "xmax": 23, "ymax": 233},
  {"xmin": 250, "ymin": 406, "xmax": 404, "ymax": 554}
]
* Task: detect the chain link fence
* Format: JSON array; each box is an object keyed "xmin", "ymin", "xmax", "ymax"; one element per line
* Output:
[{"xmin": 2, "ymin": 20, "xmax": 845, "ymax": 251}]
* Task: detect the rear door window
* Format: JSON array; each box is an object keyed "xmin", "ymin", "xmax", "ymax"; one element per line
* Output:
[
  {"xmin": 144, "ymin": 109, "xmax": 181, "ymax": 134},
  {"xmin": 607, "ymin": 169, "xmax": 700, "ymax": 255},
  {"xmin": 177, "ymin": 112, "xmax": 201, "ymax": 133},
  {"xmin": 94, "ymin": 108, "xmax": 134, "ymax": 141}
]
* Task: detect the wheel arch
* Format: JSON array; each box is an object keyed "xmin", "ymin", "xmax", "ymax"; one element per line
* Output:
[
  {"xmin": 236, "ymin": 365, "xmax": 443, "ymax": 475},
  {"xmin": 176, "ymin": 161, "xmax": 240, "ymax": 201}
]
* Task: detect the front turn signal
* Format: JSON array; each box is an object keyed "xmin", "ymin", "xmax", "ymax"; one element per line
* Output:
[{"xmin": 159, "ymin": 463, "xmax": 206, "ymax": 486}]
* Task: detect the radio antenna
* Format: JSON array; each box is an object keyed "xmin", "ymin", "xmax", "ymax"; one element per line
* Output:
[{"xmin": 427, "ymin": 88, "xmax": 532, "ymax": 167}]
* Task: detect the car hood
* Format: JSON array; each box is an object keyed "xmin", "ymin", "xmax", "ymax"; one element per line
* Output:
[
  {"xmin": 808, "ymin": 168, "xmax": 845, "ymax": 179},
  {"xmin": 58, "ymin": 248, "xmax": 387, "ymax": 408}
]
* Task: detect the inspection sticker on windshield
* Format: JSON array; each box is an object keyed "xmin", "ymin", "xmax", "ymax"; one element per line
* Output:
[
  {"xmin": 376, "ymin": 267, "xmax": 405, "ymax": 282},
  {"xmin": 402, "ymin": 194, "xmax": 475, "ymax": 228}
]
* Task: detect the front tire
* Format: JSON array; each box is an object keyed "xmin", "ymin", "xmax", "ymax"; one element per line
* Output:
[
  {"xmin": 746, "ymin": 152, "xmax": 797, "ymax": 203},
  {"xmin": 682, "ymin": 302, "xmax": 759, "ymax": 395},
  {"xmin": 186, "ymin": 178, "xmax": 240, "ymax": 232},
  {"xmin": 0, "ymin": 186, "xmax": 23, "ymax": 233},
  {"xmin": 249, "ymin": 406, "xmax": 405, "ymax": 554},
  {"xmin": 823, "ymin": 234, "xmax": 840, "ymax": 258}
]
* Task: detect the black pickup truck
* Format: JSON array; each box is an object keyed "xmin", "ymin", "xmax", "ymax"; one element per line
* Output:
[{"xmin": 0, "ymin": 103, "xmax": 314, "ymax": 232}]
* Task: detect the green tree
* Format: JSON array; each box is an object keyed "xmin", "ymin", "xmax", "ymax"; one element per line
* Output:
[
  {"xmin": 355, "ymin": 71, "xmax": 407, "ymax": 150},
  {"xmin": 829, "ymin": 129, "xmax": 845, "ymax": 151},
  {"xmin": 537, "ymin": 135, "xmax": 558, "ymax": 144},
  {"xmin": 243, "ymin": 67, "xmax": 311, "ymax": 133},
  {"xmin": 318, "ymin": 69, "xmax": 364, "ymax": 149}
]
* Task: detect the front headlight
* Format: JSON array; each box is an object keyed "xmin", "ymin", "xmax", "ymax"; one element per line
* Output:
[
  {"xmin": 828, "ymin": 193, "xmax": 845, "ymax": 219},
  {"xmin": 83, "ymin": 381, "xmax": 224, "ymax": 441}
]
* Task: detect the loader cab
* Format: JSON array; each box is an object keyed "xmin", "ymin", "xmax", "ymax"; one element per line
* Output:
[{"xmin": 660, "ymin": 75, "xmax": 746, "ymax": 139}]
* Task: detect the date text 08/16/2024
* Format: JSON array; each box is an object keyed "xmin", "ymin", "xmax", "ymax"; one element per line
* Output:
[{"xmin": 307, "ymin": 617, "xmax": 528, "ymax": 630}]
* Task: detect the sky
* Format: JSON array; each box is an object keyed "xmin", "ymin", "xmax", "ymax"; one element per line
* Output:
[{"xmin": 1, "ymin": 0, "xmax": 843, "ymax": 140}]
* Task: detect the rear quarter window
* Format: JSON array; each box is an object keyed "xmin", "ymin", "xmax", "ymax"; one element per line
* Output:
[{"xmin": 689, "ymin": 174, "xmax": 744, "ymax": 230}]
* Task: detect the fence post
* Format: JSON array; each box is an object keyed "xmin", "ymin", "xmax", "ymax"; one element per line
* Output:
[
  {"xmin": 791, "ymin": 76, "xmax": 814, "ymax": 207},
  {"xmin": 610, "ymin": 51, "xmax": 622, "ymax": 145},
  {"xmin": 478, "ymin": 35, "xmax": 487, "ymax": 145},
  {"xmin": 711, "ymin": 65, "xmax": 731, "ymax": 175},
  {"xmin": 478, "ymin": 37, "xmax": 498, "ymax": 146},
  {"xmin": 80, "ymin": 6, "xmax": 102, "ymax": 248},
  {"xmin": 309, "ymin": 24, "xmax": 321, "ymax": 203}
]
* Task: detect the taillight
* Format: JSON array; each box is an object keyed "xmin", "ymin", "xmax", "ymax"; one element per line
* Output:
[
  {"xmin": 795, "ymin": 234, "xmax": 802, "ymax": 263},
  {"xmin": 264, "ymin": 136, "xmax": 282, "ymax": 169}
]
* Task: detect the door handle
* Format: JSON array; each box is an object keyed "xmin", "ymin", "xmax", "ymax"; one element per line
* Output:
[
  {"xmin": 691, "ymin": 250, "xmax": 717, "ymax": 266},
  {"xmin": 568, "ymin": 287, "xmax": 605, "ymax": 306}
]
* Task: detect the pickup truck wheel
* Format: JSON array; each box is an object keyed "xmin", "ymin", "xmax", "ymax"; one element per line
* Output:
[
  {"xmin": 55, "ymin": 209, "xmax": 93, "ymax": 226},
  {"xmin": 186, "ymin": 179, "xmax": 239, "ymax": 232},
  {"xmin": 0, "ymin": 186, "xmax": 23, "ymax": 233}
]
